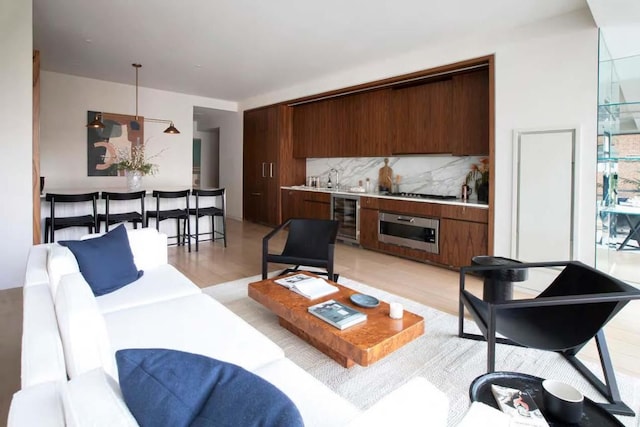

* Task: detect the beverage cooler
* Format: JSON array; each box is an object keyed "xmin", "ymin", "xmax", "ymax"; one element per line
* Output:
[{"xmin": 330, "ymin": 194, "xmax": 360, "ymax": 245}]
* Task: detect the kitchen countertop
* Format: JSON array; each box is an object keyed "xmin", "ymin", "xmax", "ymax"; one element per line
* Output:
[{"xmin": 281, "ymin": 186, "xmax": 489, "ymax": 209}]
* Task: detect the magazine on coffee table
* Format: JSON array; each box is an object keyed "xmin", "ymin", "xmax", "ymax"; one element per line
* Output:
[
  {"xmin": 308, "ymin": 299, "xmax": 367, "ymax": 330},
  {"xmin": 274, "ymin": 273, "xmax": 338, "ymax": 299},
  {"xmin": 490, "ymin": 384, "xmax": 549, "ymax": 427}
]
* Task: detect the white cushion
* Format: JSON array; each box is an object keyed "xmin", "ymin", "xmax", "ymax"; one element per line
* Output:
[
  {"xmin": 253, "ymin": 358, "xmax": 360, "ymax": 426},
  {"xmin": 24, "ymin": 244, "xmax": 51, "ymax": 288},
  {"xmin": 21, "ymin": 284, "xmax": 66, "ymax": 388},
  {"xmin": 62, "ymin": 368, "xmax": 138, "ymax": 427},
  {"xmin": 8, "ymin": 381, "xmax": 65, "ymax": 427},
  {"xmin": 82, "ymin": 227, "xmax": 168, "ymax": 271},
  {"xmin": 96, "ymin": 264, "xmax": 200, "ymax": 314},
  {"xmin": 46, "ymin": 244, "xmax": 80, "ymax": 297},
  {"xmin": 348, "ymin": 377, "xmax": 449, "ymax": 427},
  {"xmin": 55, "ymin": 275, "xmax": 117, "ymax": 380},
  {"xmin": 104, "ymin": 294, "xmax": 285, "ymax": 374},
  {"xmin": 126, "ymin": 228, "xmax": 168, "ymax": 270}
]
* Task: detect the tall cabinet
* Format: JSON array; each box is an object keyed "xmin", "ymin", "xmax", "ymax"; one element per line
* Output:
[{"xmin": 243, "ymin": 105, "xmax": 305, "ymax": 226}]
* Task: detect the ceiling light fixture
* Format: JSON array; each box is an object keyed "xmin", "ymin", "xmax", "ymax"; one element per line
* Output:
[{"xmin": 86, "ymin": 63, "xmax": 180, "ymax": 134}]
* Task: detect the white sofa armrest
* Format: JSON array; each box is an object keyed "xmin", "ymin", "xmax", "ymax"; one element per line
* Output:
[
  {"xmin": 24, "ymin": 245, "xmax": 51, "ymax": 289},
  {"xmin": 348, "ymin": 377, "xmax": 448, "ymax": 427},
  {"xmin": 8, "ymin": 381, "xmax": 65, "ymax": 427},
  {"xmin": 21, "ymin": 284, "xmax": 66, "ymax": 388}
]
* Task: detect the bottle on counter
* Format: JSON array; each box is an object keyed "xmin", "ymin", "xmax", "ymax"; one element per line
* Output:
[
  {"xmin": 327, "ymin": 174, "xmax": 332, "ymax": 189},
  {"xmin": 365, "ymin": 178, "xmax": 371, "ymax": 193}
]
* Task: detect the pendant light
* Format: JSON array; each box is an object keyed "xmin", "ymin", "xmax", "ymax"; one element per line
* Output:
[{"xmin": 86, "ymin": 63, "xmax": 180, "ymax": 134}]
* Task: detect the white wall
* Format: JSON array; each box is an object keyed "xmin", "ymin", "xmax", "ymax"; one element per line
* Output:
[
  {"xmin": 240, "ymin": 9, "xmax": 599, "ymax": 265},
  {"xmin": 0, "ymin": 0, "xmax": 33, "ymax": 289},
  {"xmin": 39, "ymin": 72, "xmax": 243, "ymax": 219},
  {"xmin": 194, "ymin": 111, "xmax": 242, "ymax": 219},
  {"xmin": 214, "ymin": 114, "xmax": 243, "ymax": 220},
  {"xmin": 194, "ymin": 126, "xmax": 220, "ymax": 189}
]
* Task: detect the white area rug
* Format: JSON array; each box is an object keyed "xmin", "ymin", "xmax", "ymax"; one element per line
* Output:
[{"xmin": 203, "ymin": 275, "xmax": 640, "ymax": 426}]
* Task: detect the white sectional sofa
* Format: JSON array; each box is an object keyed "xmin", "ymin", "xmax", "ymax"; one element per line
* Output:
[{"xmin": 9, "ymin": 228, "xmax": 449, "ymax": 426}]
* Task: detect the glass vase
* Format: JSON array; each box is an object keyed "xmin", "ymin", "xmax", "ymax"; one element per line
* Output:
[{"xmin": 126, "ymin": 170, "xmax": 143, "ymax": 191}]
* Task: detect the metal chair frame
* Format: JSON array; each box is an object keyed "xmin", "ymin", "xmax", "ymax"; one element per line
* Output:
[{"xmin": 459, "ymin": 260, "xmax": 640, "ymax": 416}]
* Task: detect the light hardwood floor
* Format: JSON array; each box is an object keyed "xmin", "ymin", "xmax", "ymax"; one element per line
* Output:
[{"xmin": 1, "ymin": 218, "xmax": 638, "ymax": 423}]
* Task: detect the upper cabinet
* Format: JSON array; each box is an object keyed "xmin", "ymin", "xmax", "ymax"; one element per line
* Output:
[
  {"xmin": 451, "ymin": 68, "xmax": 490, "ymax": 156},
  {"xmin": 389, "ymin": 78, "xmax": 452, "ymax": 155},
  {"xmin": 292, "ymin": 66, "xmax": 489, "ymax": 158},
  {"xmin": 293, "ymin": 89, "xmax": 390, "ymax": 158}
]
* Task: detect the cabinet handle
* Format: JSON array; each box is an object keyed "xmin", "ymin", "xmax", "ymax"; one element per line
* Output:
[
  {"xmin": 261, "ymin": 163, "xmax": 266, "ymax": 178},
  {"xmin": 269, "ymin": 163, "xmax": 274, "ymax": 178},
  {"xmin": 397, "ymin": 216, "xmax": 414, "ymax": 223},
  {"xmin": 251, "ymin": 192, "xmax": 261, "ymax": 196}
]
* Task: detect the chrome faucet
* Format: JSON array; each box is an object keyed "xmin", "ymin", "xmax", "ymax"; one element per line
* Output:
[{"xmin": 330, "ymin": 168, "xmax": 339, "ymax": 189}]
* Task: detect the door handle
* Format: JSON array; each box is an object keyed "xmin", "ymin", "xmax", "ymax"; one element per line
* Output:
[
  {"xmin": 261, "ymin": 163, "xmax": 266, "ymax": 178},
  {"xmin": 269, "ymin": 163, "xmax": 274, "ymax": 178}
]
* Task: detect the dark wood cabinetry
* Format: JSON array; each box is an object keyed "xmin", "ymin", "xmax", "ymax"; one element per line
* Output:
[
  {"xmin": 280, "ymin": 190, "xmax": 489, "ymax": 268},
  {"xmin": 390, "ymin": 79, "xmax": 452, "ymax": 155},
  {"xmin": 292, "ymin": 69, "xmax": 489, "ymax": 157},
  {"xmin": 293, "ymin": 89, "xmax": 390, "ymax": 158},
  {"xmin": 244, "ymin": 106, "xmax": 305, "ymax": 226},
  {"xmin": 359, "ymin": 207, "xmax": 379, "ymax": 250},
  {"xmin": 439, "ymin": 204, "xmax": 488, "ymax": 267},
  {"xmin": 439, "ymin": 219, "xmax": 488, "ymax": 267},
  {"xmin": 281, "ymin": 189, "xmax": 331, "ymax": 222},
  {"xmin": 451, "ymin": 68, "xmax": 489, "ymax": 156},
  {"xmin": 359, "ymin": 197, "xmax": 488, "ymax": 267}
]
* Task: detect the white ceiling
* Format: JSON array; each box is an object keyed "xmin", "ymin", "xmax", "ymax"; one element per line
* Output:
[{"xmin": 34, "ymin": 0, "xmax": 587, "ymax": 102}]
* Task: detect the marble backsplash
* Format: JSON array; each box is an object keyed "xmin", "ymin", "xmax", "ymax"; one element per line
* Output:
[{"xmin": 306, "ymin": 155, "xmax": 486, "ymax": 197}]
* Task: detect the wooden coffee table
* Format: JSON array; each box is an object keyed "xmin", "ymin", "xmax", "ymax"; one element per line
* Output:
[{"xmin": 248, "ymin": 274, "xmax": 424, "ymax": 368}]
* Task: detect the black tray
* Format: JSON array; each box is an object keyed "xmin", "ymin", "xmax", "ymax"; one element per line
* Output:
[{"xmin": 469, "ymin": 372, "xmax": 624, "ymax": 426}]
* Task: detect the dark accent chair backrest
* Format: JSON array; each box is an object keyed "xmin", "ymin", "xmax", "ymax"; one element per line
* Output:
[
  {"xmin": 281, "ymin": 219, "xmax": 339, "ymax": 260},
  {"xmin": 477, "ymin": 262, "xmax": 638, "ymax": 352}
]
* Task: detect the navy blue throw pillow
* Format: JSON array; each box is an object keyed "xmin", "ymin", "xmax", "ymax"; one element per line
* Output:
[
  {"xmin": 116, "ymin": 348, "xmax": 304, "ymax": 427},
  {"xmin": 59, "ymin": 224, "xmax": 143, "ymax": 296}
]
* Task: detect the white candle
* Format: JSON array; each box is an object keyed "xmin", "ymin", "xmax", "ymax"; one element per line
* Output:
[{"xmin": 389, "ymin": 302, "xmax": 403, "ymax": 319}]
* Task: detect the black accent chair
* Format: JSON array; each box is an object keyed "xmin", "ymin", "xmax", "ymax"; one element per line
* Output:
[
  {"xmin": 184, "ymin": 188, "xmax": 226, "ymax": 251},
  {"xmin": 44, "ymin": 192, "xmax": 99, "ymax": 243},
  {"xmin": 459, "ymin": 260, "xmax": 640, "ymax": 416},
  {"xmin": 146, "ymin": 190, "xmax": 191, "ymax": 252},
  {"xmin": 97, "ymin": 191, "xmax": 146, "ymax": 232},
  {"xmin": 262, "ymin": 218, "xmax": 339, "ymax": 281}
]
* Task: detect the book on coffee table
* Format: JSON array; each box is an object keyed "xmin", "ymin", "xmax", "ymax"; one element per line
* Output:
[
  {"xmin": 490, "ymin": 384, "xmax": 549, "ymax": 427},
  {"xmin": 308, "ymin": 299, "xmax": 367, "ymax": 330},
  {"xmin": 274, "ymin": 273, "xmax": 338, "ymax": 299}
]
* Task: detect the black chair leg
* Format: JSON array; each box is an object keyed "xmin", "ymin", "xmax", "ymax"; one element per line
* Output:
[
  {"xmin": 222, "ymin": 215, "xmax": 227, "ymax": 247},
  {"xmin": 186, "ymin": 215, "xmax": 191, "ymax": 253},
  {"xmin": 487, "ymin": 306, "xmax": 496, "ymax": 373},
  {"xmin": 564, "ymin": 331, "xmax": 635, "ymax": 416}
]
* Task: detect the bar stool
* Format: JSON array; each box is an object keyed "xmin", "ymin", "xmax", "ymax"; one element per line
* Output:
[
  {"xmin": 44, "ymin": 192, "xmax": 99, "ymax": 243},
  {"xmin": 97, "ymin": 191, "xmax": 146, "ymax": 232},
  {"xmin": 146, "ymin": 190, "xmax": 191, "ymax": 251},
  {"xmin": 185, "ymin": 188, "xmax": 227, "ymax": 251}
]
